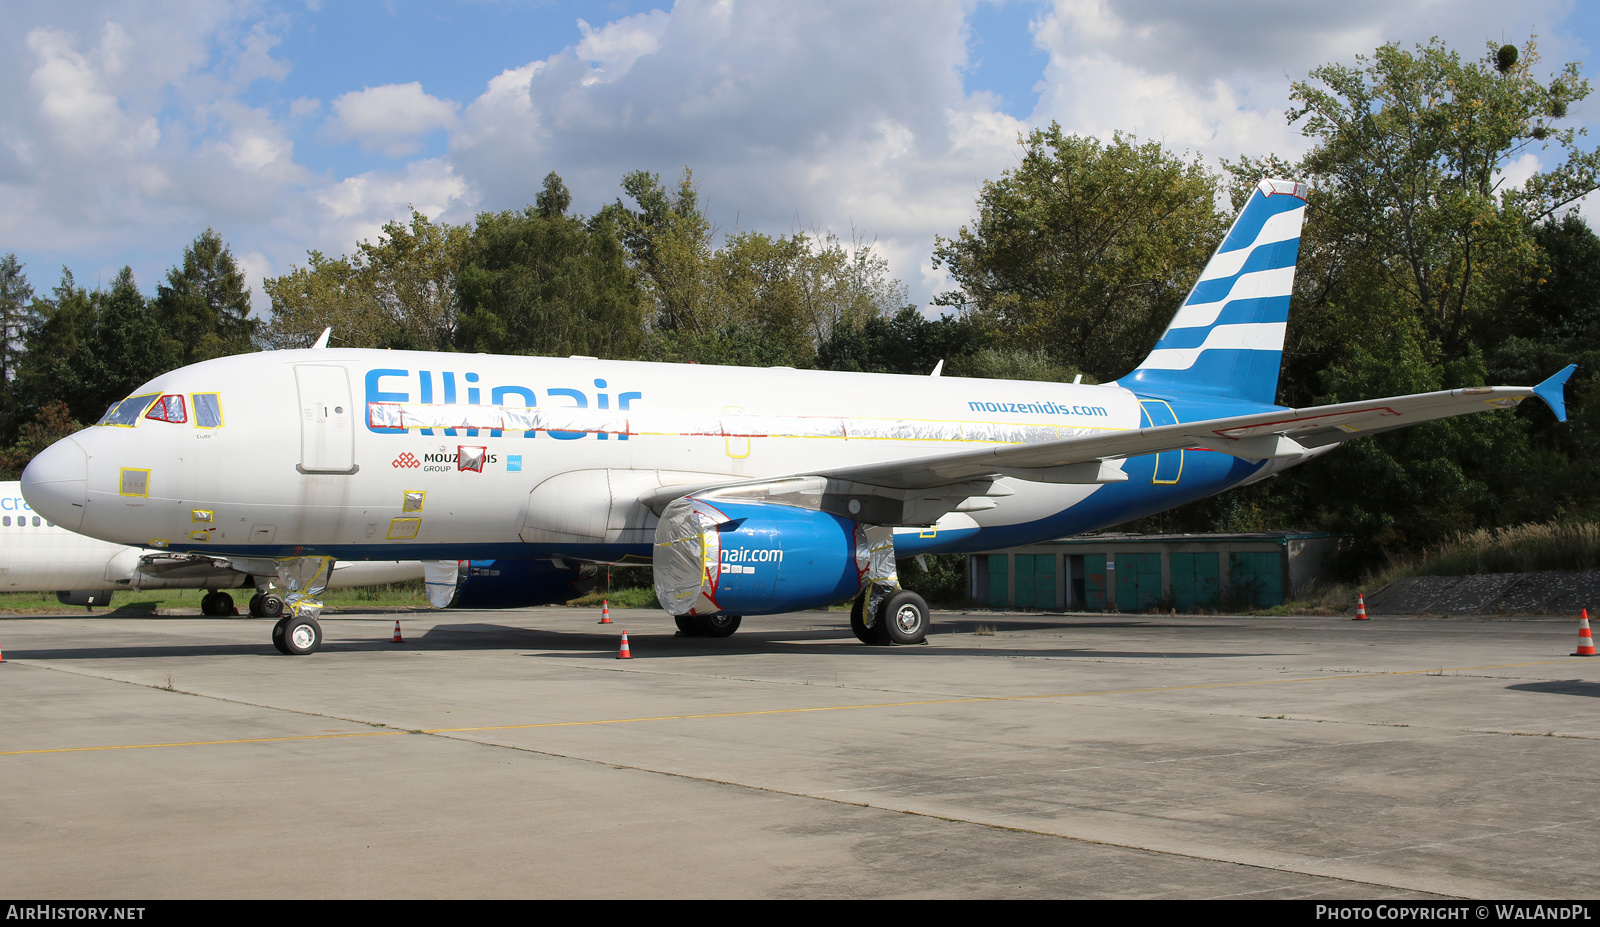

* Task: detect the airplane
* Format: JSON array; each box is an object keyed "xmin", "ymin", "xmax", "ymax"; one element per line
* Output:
[
  {"xmin": 19, "ymin": 179, "xmax": 1576, "ymax": 655},
  {"xmin": 0, "ymin": 481, "xmax": 427, "ymax": 614}
]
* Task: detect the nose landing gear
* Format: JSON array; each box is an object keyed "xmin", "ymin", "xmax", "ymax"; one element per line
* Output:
[{"xmin": 271, "ymin": 614, "xmax": 323, "ymax": 655}]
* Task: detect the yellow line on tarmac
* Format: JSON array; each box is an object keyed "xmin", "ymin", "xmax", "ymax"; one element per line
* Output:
[{"xmin": 2, "ymin": 659, "xmax": 1580, "ymax": 756}]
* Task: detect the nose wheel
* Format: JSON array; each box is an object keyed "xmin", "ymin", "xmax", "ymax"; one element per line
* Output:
[{"xmin": 271, "ymin": 614, "xmax": 323, "ymax": 655}]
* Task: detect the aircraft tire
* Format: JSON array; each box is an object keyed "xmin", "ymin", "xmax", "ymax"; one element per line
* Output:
[
  {"xmin": 258, "ymin": 594, "xmax": 284, "ymax": 619},
  {"xmin": 271, "ymin": 618, "xmax": 289, "ymax": 654},
  {"xmin": 279, "ymin": 615, "xmax": 322, "ymax": 655},
  {"xmin": 881, "ymin": 590, "xmax": 930, "ymax": 645},
  {"xmin": 850, "ymin": 592, "xmax": 888, "ymax": 645},
  {"xmin": 694, "ymin": 614, "xmax": 741, "ymax": 638},
  {"xmin": 200, "ymin": 592, "xmax": 223, "ymax": 616},
  {"xmin": 673, "ymin": 615, "xmax": 699, "ymax": 636},
  {"xmin": 206, "ymin": 592, "xmax": 234, "ymax": 616}
]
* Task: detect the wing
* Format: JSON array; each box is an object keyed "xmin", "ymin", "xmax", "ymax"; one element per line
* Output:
[{"xmin": 637, "ymin": 366, "xmax": 1575, "ymax": 522}]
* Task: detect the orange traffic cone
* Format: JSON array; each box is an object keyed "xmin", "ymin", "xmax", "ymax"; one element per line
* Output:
[
  {"xmin": 392, "ymin": 620, "xmax": 404, "ymax": 643},
  {"xmin": 1574, "ymin": 610, "xmax": 1596, "ymax": 657},
  {"xmin": 1354, "ymin": 593, "xmax": 1369, "ymax": 621},
  {"xmin": 617, "ymin": 631, "xmax": 632, "ymax": 659},
  {"xmin": 599, "ymin": 599, "xmax": 612, "ymax": 624}
]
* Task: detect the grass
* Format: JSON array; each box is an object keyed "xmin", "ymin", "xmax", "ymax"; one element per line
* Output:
[{"xmin": 0, "ymin": 580, "xmax": 432, "ymax": 616}]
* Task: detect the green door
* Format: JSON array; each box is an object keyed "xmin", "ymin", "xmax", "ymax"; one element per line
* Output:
[
  {"xmin": 1228, "ymin": 552, "xmax": 1284, "ymax": 608},
  {"xmin": 986, "ymin": 554, "xmax": 1009, "ymax": 608},
  {"xmin": 1170, "ymin": 552, "xmax": 1221, "ymax": 611},
  {"xmin": 1084, "ymin": 553, "xmax": 1107, "ymax": 611},
  {"xmin": 1115, "ymin": 553, "xmax": 1162, "ymax": 612}
]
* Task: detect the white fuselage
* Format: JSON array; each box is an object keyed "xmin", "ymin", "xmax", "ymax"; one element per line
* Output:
[{"xmin": 21, "ymin": 349, "xmax": 1311, "ymax": 563}]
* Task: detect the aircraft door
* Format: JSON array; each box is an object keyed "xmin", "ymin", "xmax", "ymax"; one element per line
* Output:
[{"xmin": 295, "ymin": 365, "xmax": 356, "ymax": 474}]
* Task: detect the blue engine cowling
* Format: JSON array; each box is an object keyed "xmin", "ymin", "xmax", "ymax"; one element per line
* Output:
[
  {"xmin": 653, "ymin": 497, "xmax": 864, "ymax": 617},
  {"xmin": 445, "ymin": 559, "xmax": 597, "ymax": 609}
]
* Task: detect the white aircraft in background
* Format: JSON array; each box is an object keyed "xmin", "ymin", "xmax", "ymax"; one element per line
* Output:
[
  {"xmin": 20, "ymin": 180, "xmax": 1575, "ymax": 655},
  {"xmin": 0, "ymin": 481, "xmax": 426, "ymax": 615}
]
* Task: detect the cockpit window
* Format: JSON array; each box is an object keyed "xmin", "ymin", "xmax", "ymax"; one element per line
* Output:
[
  {"xmin": 97, "ymin": 393, "xmax": 160, "ymax": 427},
  {"xmin": 193, "ymin": 393, "xmax": 223, "ymax": 428},
  {"xmin": 144, "ymin": 394, "xmax": 187, "ymax": 424}
]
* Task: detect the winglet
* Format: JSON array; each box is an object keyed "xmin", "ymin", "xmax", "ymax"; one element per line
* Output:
[{"xmin": 1533, "ymin": 364, "xmax": 1577, "ymax": 423}]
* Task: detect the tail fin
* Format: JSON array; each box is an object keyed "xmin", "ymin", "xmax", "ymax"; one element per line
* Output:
[{"xmin": 1117, "ymin": 178, "xmax": 1308, "ymax": 406}]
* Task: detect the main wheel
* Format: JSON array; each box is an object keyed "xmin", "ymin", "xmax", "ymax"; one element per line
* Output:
[
  {"xmin": 674, "ymin": 615, "xmax": 699, "ymax": 636},
  {"xmin": 694, "ymin": 614, "xmax": 741, "ymax": 638},
  {"xmin": 271, "ymin": 617, "xmax": 289, "ymax": 654},
  {"xmin": 881, "ymin": 589, "xmax": 930, "ymax": 645},
  {"xmin": 277, "ymin": 615, "xmax": 323, "ymax": 655},
  {"xmin": 256, "ymin": 594, "xmax": 284, "ymax": 619},
  {"xmin": 850, "ymin": 592, "xmax": 887, "ymax": 645},
  {"xmin": 201, "ymin": 591, "xmax": 234, "ymax": 616}
]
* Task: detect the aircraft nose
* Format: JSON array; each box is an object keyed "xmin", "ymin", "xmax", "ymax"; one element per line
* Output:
[{"xmin": 22, "ymin": 436, "xmax": 88, "ymax": 532}]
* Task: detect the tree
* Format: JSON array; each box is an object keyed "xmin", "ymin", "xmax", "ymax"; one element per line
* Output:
[
  {"xmin": 932, "ymin": 126, "xmax": 1227, "ymax": 382},
  {"xmin": 1287, "ymin": 37, "xmax": 1600, "ymax": 369},
  {"xmin": 263, "ymin": 210, "xmax": 468, "ymax": 350},
  {"xmin": 152, "ymin": 230, "xmax": 257, "ymax": 365},
  {"xmin": 598, "ymin": 168, "xmax": 716, "ymax": 336},
  {"xmin": 0, "ymin": 255, "xmax": 34, "ymax": 390},
  {"xmin": 0, "ymin": 255, "xmax": 36, "ymax": 439},
  {"xmin": 14, "ymin": 267, "xmax": 176, "ymax": 427},
  {"xmin": 454, "ymin": 177, "xmax": 644, "ymax": 359}
]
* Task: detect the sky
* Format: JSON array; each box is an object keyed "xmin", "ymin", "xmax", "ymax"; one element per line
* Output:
[{"xmin": 3, "ymin": 0, "xmax": 1598, "ymax": 319}]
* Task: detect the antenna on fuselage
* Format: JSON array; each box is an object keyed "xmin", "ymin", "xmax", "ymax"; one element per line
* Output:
[
  {"xmin": 930, "ymin": 360, "xmax": 944, "ymax": 377},
  {"xmin": 312, "ymin": 328, "xmax": 332, "ymax": 349}
]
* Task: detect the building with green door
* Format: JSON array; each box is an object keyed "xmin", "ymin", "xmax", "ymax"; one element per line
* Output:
[{"xmin": 966, "ymin": 532, "xmax": 1349, "ymax": 613}]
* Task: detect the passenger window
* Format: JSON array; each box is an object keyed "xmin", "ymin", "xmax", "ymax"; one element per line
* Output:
[
  {"xmin": 98, "ymin": 393, "xmax": 160, "ymax": 427},
  {"xmin": 32, "ymin": 516, "xmax": 40, "ymax": 526},
  {"xmin": 3, "ymin": 516, "xmax": 9, "ymax": 526},
  {"xmin": 145, "ymin": 394, "xmax": 187, "ymax": 424},
  {"xmin": 193, "ymin": 393, "xmax": 223, "ymax": 428}
]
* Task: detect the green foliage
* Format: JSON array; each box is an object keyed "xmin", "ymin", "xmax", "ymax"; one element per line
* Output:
[
  {"xmin": 896, "ymin": 554, "xmax": 970, "ymax": 607},
  {"xmin": 12, "ymin": 267, "xmax": 178, "ymax": 428},
  {"xmin": 152, "ymin": 229, "xmax": 258, "ymax": 366},
  {"xmin": 263, "ymin": 210, "xmax": 468, "ymax": 350},
  {"xmin": 933, "ymin": 125, "xmax": 1226, "ymax": 382},
  {"xmin": 454, "ymin": 192, "xmax": 644, "ymax": 359}
]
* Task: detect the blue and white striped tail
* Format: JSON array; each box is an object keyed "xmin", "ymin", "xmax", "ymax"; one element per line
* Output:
[{"xmin": 1118, "ymin": 178, "xmax": 1308, "ymax": 406}]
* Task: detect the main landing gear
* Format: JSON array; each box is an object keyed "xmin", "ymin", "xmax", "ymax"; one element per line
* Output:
[
  {"xmin": 674, "ymin": 614, "xmax": 743, "ymax": 637},
  {"xmin": 248, "ymin": 592, "xmax": 285, "ymax": 618},
  {"xmin": 199, "ymin": 590, "xmax": 235, "ymax": 616},
  {"xmin": 850, "ymin": 589, "xmax": 930, "ymax": 645}
]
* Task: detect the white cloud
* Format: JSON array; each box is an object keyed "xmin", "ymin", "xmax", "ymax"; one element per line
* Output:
[
  {"xmin": 325, "ymin": 82, "xmax": 461, "ymax": 157},
  {"xmin": 2, "ymin": 0, "xmax": 1595, "ymax": 327}
]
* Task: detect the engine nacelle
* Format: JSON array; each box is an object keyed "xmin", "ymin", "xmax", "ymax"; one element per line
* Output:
[
  {"xmin": 435, "ymin": 558, "xmax": 598, "ymax": 609},
  {"xmin": 653, "ymin": 496, "xmax": 866, "ymax": 617}
]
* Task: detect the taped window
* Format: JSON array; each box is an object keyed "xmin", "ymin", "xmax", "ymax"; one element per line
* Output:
[
  {"xmin": 120, "ymin": 468, "xmax": 150, "ymax": 497},
  {"xmin": 457, "ymin": 446, "xmax": 486, "ymax": 473},
  {"xmin": 193, "ymin": 393, "xmax": 223, "ymax": 428},
  {"xmin": 98, "ymin": 394, "xmax": 160, "ymax": 427},
  {"xmin": 144, "ymin": 394, "xmax": 187, "ymax": 424}
]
